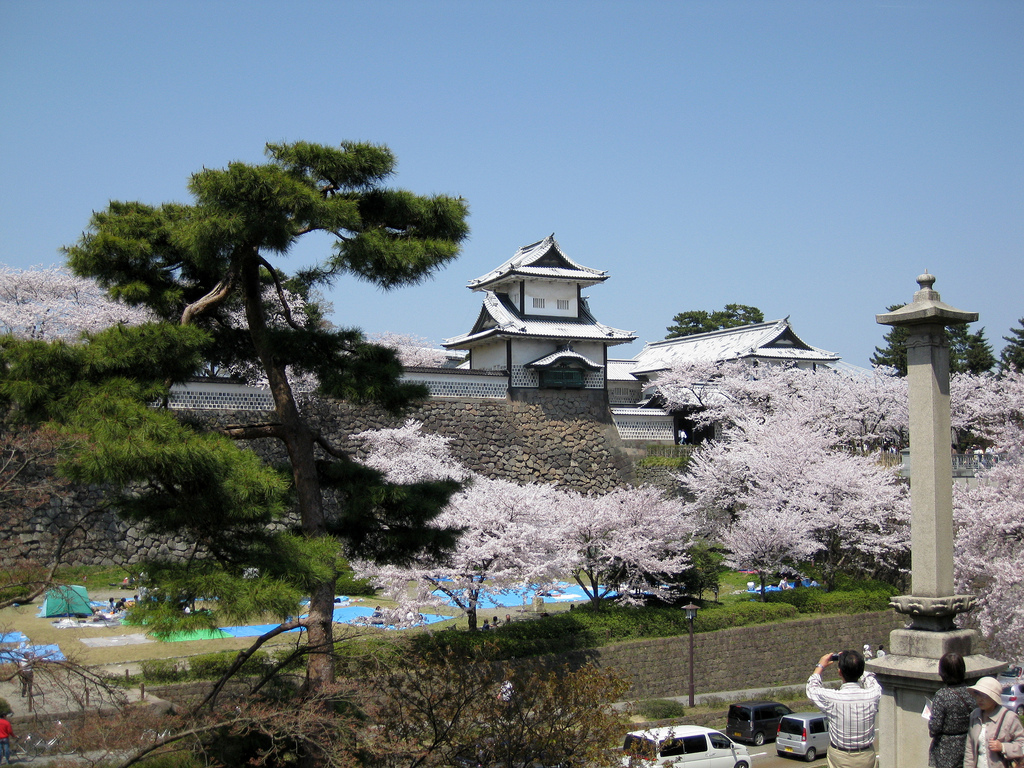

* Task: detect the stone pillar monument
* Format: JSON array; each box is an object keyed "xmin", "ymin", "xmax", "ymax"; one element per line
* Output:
[{"xmin": 872, "ymin": 273, "xmax": 1003, "ymax": 768}]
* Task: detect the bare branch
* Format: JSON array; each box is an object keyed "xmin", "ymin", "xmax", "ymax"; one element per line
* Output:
[{"xmin": 194, "ymin": 619, "xmax": 308, "ymax": 711}]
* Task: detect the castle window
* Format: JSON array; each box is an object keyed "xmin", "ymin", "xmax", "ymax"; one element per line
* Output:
[
  {"xmin": 532, "ymin": 297, "xmax": 545, "ymax": 309},
  {"xmin": 557, "ymin": 299, "xmax": 570, "ymax": 310},
  {"xmin": 539, "ymin": 368, "xmax": 584, "ymax": 389}
]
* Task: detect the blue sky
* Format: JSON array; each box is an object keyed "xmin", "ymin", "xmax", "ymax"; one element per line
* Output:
[{"xmin": 2, "ymin": 1, "xmax": 1021, "ymax": 367}]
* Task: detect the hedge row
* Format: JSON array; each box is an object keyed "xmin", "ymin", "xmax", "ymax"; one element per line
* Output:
[
  {"xmin": 408, "ymin": 601, "xmax": 799, "ymax": 661},
  {"xmin": 764, "ymin": 580, "xmax": 897, "ymax": 614},
  {"xmin": 635, "ymin": 456, "xmax": 689, "ymax": 470}
]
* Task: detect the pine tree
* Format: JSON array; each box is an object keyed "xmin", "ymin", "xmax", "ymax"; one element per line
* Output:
[
  {"xmin": 871, "ymin": 305, "xmax": 909, "ymax": 375},
  {"xmin": 962, "ymin": 327, "xmax": 997, "ymax": 375},
  {"xmin": 0, "ymin": 141, "xmax": 470, "ymax": 690},
  {"xmin": 666, "ymin": 303, "xmax": 763, "ymax": 339},
  {"xmin": 1001, "ymin": 318, "xmax": 1024, "ymax": 373}
]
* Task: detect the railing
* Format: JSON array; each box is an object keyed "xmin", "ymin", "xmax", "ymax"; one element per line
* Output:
[
  {"xmin": 951, "ymin": 452, "xmax": 1002, "ymax": 471},
  {"xmin": 645, "ymin": 444, "xmax": 694, "ymax": 460},
  {"xmin": 897, "ymin": 451, "xmax": 1004, "ymax": 478}
]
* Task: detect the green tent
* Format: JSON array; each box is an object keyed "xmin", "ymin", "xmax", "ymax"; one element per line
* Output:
[{"xmin": 42, "ymin": 585, "xmax": 93, "ymax": 617}]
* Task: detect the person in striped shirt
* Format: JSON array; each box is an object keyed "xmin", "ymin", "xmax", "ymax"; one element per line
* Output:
[{"xmin": 806, "ymin": 649, "xmax": 882, "ymax": 768}]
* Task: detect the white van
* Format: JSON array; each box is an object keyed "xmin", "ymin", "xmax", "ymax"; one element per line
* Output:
[{"xmin": 622, "ymin": 725, "xmax": 751, "ymax": 768}]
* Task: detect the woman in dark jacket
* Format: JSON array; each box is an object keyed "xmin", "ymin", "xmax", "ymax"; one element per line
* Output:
[{"xmin": 929, "ymin": 653, "xmax": 975, "ymax": 768}]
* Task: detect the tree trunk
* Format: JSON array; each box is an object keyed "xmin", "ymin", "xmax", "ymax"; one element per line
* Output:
[{"xmin": 240, "ymin": 254, "xmax": 336, "ymax": 689}]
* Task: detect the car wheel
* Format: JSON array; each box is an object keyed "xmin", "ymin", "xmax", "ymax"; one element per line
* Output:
[
  {"xmin": 753, "ymin": 732, "xmax": 765, "ymax": 746},
  {"xmin": 734, "ymin": 762, "xmax": 749, "ymax": 768},
  {"xmin": 804, "ymin": 747, "xmax": 816, "ymax": 762},
  {"xmin": 1017, "ymin": 704, "xmax": 1024, "ymax": 715}
]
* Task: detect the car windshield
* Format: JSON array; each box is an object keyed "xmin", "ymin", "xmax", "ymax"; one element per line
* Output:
[
  {"xmin": 622, "ymin": 735, "xmax": 657, "ymax": 759},
  {"xmin": 708, "ymin": 732, "xmax": 734, "ymax": 750},
  {"xmin": 728, "ymin": 706, "xmax": 750, "ymax": 722},
  {"xmin": 778, "ymin": 719, "xmax": 805, "ymax": 736}
]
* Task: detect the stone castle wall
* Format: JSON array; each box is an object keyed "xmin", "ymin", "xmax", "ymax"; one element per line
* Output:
[{"xmin": 4, "ymin": 392, "xmax": 637, "ymax": 568}]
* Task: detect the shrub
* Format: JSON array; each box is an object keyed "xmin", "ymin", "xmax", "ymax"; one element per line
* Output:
[
  {"xmin": 636, "ymin": 456, "xmax": 689, "ymax": 469},
  {"xmin": 638, "ymin": 699, "xmax": 687, "ymax": 721},
  {"xmin": 408, "ymin": 601, "xmax": 798, "ymax": 661},
  {"xmin": 0, "ymin": 696, "xmax": 10, "ymax": 716},
  {"xmin": 337, "ymin": 573, "xmax": 375, "ymax": 597},
  {"xmin": 0, "ymin": 585, "xmax": 33, "ymax": 603},
  {"xmin": 141, "ymin": 659, "xmax": 184, "ymax": 683},
  {"xmin": 765, "ymin": 581, "xmax": 896, "ymax": 614},
  {"xmin": 188, "ymin": 650, "xmax": 273, "ymax": 680},
  {"xmin": 188, "ymin": 652, "xmax": 235, "ymax": 680}
]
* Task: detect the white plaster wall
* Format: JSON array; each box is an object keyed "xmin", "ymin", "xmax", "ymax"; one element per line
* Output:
[
  {"xmin": 471, "ymin": 343, "xmax": 507, "ymax": 371},
  {"xmin": 573, "ymin": 341, "xmax": 605, "ymax": 363},
  {"xmin": 510, "ymin": 339, "xmax": 561, "ymax": 366},
  {"xmin": 523, "ymin": 279, "xmax": 577, "ymax": 318}
]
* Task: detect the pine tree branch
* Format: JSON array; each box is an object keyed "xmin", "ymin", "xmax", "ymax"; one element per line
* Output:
[
  {"xmin": 257, "ymin": 255, "xmax": 303, "ymax": 331},
  {"xmin": 314, "ymin": 433, "xmax": 350, "ymax": 460},
  {"xmin": 219, "ymin": 423, "xmax": 286, "ymax": 440},
  {"xmin": 180, "ymin": 265, "xmax": 238, "ymax": 326}
]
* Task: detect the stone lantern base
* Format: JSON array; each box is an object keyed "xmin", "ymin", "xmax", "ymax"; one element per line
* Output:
[{"xmin": 868, "ymin": 626, "xmax": 1004, "ymax": 768}]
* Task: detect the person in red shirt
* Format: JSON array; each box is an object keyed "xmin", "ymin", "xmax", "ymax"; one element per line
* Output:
[{"xmin": 0, "ymin": 713, "xmax": 13, "ymax": 764}]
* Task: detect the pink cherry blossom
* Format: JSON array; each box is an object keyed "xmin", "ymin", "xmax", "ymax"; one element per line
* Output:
[{"xmin": 0, "ymin": 265, "xmax": 152, "ymax": 340}]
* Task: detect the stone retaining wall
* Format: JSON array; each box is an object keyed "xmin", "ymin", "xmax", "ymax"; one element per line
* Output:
[
  {"xmin": 554, "ymin": 610, "xmax": 908, "ymax": 699},
  {"xmin": 301, "ymin": 390, "xmax": 635, "ymax": 492},
  {"xmin": 130, "ymin": 612, "xmax": 908, "ymax": 713},
  {"xmin": 4, "ymin": 393, "xmax": 636, "ymax": 568}
]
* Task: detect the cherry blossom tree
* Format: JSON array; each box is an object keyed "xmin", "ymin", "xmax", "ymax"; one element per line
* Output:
[
  {"xmin": 951, "ymin": 370, "xmax": 1024, "ymax": 447},
  {"xmin": 353, "ymin": 419, "xmax": 471, "ymax": 485},
  {"xmin": 720, "ymin": 505, "xmax": 819, "ymax": 597},
  {"xmin": 682, "ymin": 408, "xmax": 910, "ymax": 592},
  {"xmin": 951, "ymin": 369, "xmax": 1024, "ymax": 657},
  {"xmin": 653, "ymin": 360, "xmax": 908, "ymax": 451},
  {"xmin": 359, "ymin": 477, "xmax": 566, "ymax": 630},
  {"xmin": 351, "ymin": 421, "xmax": 562, "ymax": 630},
  {"xmin": 953, "ymin": 452, "xmax": 1024, "ymax": 659},
  {"xmin": 0, "ymin": 265, "xmax": 152, "ymax": 340},
  {"xmin": 368, "ymin": 332, "xmax": 450, "ymax": 368},
  {"xmin": 554, "ymin": 485, "xmax": 696, "ymax": 606}
]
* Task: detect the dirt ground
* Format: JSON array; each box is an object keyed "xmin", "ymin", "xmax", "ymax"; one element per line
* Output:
[{"xmin": 0, "ymin": 585, "xmax": 387, "ymax": 676}]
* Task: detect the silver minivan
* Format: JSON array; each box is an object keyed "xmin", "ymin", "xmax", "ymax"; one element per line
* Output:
[{"xmin": 776, "ymin": 712, "xmax": 829, "ymax": 762}]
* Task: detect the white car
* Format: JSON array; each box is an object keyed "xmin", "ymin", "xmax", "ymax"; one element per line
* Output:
[
  {"xmin": 997, "ymin": 664, "xmax": 1023, "ymax": 685},
  {"xmin": 622, "ymin": 725, "xmax": 750, "ymax": 768}
]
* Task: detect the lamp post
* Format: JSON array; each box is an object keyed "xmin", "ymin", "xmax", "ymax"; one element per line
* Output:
[{"xmin": 683, "ymin": 602, "xmax": 699, "ymax": 707}]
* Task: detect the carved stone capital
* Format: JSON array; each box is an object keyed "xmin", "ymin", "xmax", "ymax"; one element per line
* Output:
[
  {"xmin": 905, "ymin": 330, "xmax": 948, "ymax": 349},
  {"xmin": 889, "ymin": 594, "xmax": 977, "ymax": 631}
]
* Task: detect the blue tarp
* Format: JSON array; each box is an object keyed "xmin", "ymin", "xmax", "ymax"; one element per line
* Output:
[
  {"xmin": 218, "ymin": 606, "xmax": 449, "ymax": 637},
  {"xmin": 219, "ymin": 623, "xmax": 301, "ymax": 638},
  {"xmin": 0, "ymin": 644, "xmax": 65, "ymax": 662},
  {"xmin": 433, "ymin": 581, "xmax": 594, "ymax": 610},
  {"xmin": 747, "ymin": 578, "xmax": 819, "ymax": 593}
]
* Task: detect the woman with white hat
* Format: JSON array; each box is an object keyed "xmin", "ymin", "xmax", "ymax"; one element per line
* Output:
[{"xmin": 963, "ymin": 676, "xmax": 1024, "ymax": 768}]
